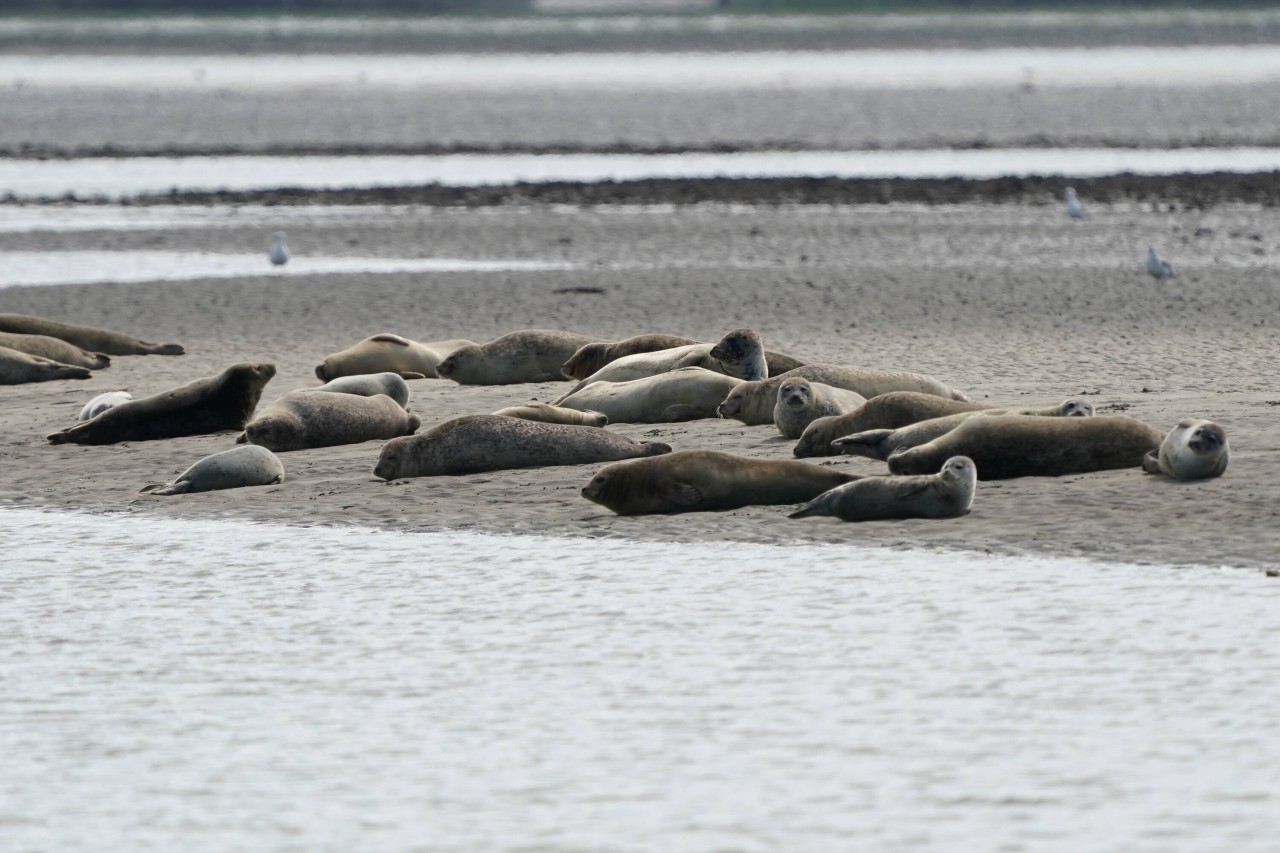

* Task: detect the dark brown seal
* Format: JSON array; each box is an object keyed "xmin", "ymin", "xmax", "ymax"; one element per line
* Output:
[
  {"xmin": 793, "ymin": 391, "xmax": 986, "ymax": 458},
  {"xmin": 0, "ymin": 313, "xmax": 184, "ymax": 356},
  {"xmin": 436, "ymin": 329, "xmax": 603, "ymax": 385}
]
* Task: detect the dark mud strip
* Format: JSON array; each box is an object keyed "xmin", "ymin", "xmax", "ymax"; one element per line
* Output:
[{"xmin": 35, "ymin": 171, "xmax": 1280, "ymax": 209}]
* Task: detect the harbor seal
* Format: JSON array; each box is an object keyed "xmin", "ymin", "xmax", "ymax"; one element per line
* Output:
[
  {"xmin": 0, "ymin": 313, "xmax": 183, "ymax": 356},
  {"xmin": 314, "ymin": 334, "xmax": 473, "ymax": 381},
  {"xmin": 886, "ymin": 414, "xmax": 1163, "ymax": 480},
  {"xmin": 140, "ymin": 445, "xmax": 285, "ymax": 496},
  {"xmin": 0, "ymin": 331, "xmax": 110, "ymax": 370},
  {"xmin": 835, "ymin": 398, "xmax": 1094, "ymax": 461},
  {"xmin": 373, "ymin": 414, "xmax": 670, "ymax": 479},
  {"xmin": 557, "ymin": 367, "xmax": 742, "ymax": 423},
  {"xmin": 581, "ymin": 450, "xmax": 862, "ymax": 515},
  {"xmin": 1142, "ymin": 419, "xmax": 1229, "ymax": 481},
  {"xmin": 436, "ymin": 329, "xmax": 601, "ymax": 385},
  {"xmin": 0, "ymin": 346, "xmax": 91, "ymax": 385},
  {"xmin": 773, "ymin": 378, "xmax": 867, "ymax": 439},
  {"xmin": 301, "ymin": 372, "xmax": 411, "ymax": 408},
  {"xmin": 718, "ymin": 364, "xmax": 971, "ymax": 426},
  {"xmin": 238, "ymin": 391, "xmax": 419, "ymax": 452},
  {"xmin": 491, "ymin": 402, "xmax": 608, "ymax": 427},
  {"xmin": 562, "ymin": 333, "xmax": 804, "ymax": 381},
  {"xmin": 77, "ymin": 391, "xmax": 134, "ymax": 421},
  {"xmin": 793, "ymin": 392, "xmax": 988, "ymax": 458},
  {"xmin": 789, "ymin": 456, "xmax": 977, "ymax": 522},
  {"xmin": 46, "ymin": 362, "xmax": 275, "ymax": 445}
]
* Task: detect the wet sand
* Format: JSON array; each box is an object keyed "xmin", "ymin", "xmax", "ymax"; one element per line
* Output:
[{"xmin": 2, "ymin": 202, "xmax": 1277, "ymax": 569}]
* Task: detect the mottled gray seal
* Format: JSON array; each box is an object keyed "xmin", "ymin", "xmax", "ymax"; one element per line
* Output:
[
  {"xmin": 140, "ymin": 445, "xmax": 285, "ymax": 496},
  {"xmin": 77, "ymin": 391, "xmax": 134, "ymax": 421},
  {"xmin": 0, "ymin": 331, "xmax": 110, "ymax": 370},
  {"xmin": 46, "ymin": 362, "xmax": 275, "ymax": 445},
  {"xmin": 581, "ymin": 450, "xmax": 861, "ymax": 515},
  {"xmin": 1142, "ymin": 419, "xmax": 1229, "ymax": 481},
  {"xmin": 238, "ymin": 391, "xmax": 419, "ymax": 452},
  {"xmin": 0, "ymin": 346, "xmax": 91, "ymax": 385},
  {"xmin": 373, "ymin": 414, "xmax": 670, "ymax": 479},
  {"xmin": 0, "ymin": 313, "xmax": 183, "ymax": 356},
  {"xmin": 302, "ymin": 372, "xmax": 411, "ymax": 409},
  {"xmin": 557, "ymin": 367, "xmax": 742, "ymax": 424},
  {"xmin": 887, "ymin": 414, "xmax": 1163, "ymax": 480},
  {"xmin": 773, "ymin": 378, "xmax": 867, "ymax": 439},
  {"xmin": 491, "ymin": 402, "xmax": 608, "ymax": 427},
  {"xmin": 314, "ymin": 334, "xmax": 473, "ymax": 381},
  {"xmin": 562, "ymin": 333, "xmax": 804, "ymax": 381},
  {"xmin": 436, "ymin": 329, "xmax": 602, "ymax": 385},
  {"xmin": 718, "ymin": 364, "xmax": 971, "ymax": 426},
  {"xmin": 793, "ymin": 392, "xmax": 987, "ymax": 458},
  {"xmin": 790, "ymin": 456, "xmax": 977, "ymax": 522}
]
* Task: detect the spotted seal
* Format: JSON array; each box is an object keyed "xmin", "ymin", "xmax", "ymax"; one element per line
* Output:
[
  {"xmin": 789, "ymin": 456, "xmax": 977, "ymax": 522},
  {"xmin": 1142, "ymin": 419, "xmax": 1229, "ymax": 481},
  {"xmin": 140, "ymin": 445, "xmax": 286, "ymax": 496}
]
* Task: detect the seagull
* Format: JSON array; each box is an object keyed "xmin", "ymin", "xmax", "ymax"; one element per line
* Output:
[
  {"xmin": 1146, "ymin": 246, "xmax": 1174, "ymax": 282},
  {"xmin": 269, "ymin": 231, "xmax": 289, "ymax": 269},
  {"xmin": 1064, "ymin": 187, "xmax": 1087, "ymax": 219}
]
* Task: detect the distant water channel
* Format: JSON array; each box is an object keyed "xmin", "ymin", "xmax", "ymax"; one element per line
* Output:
[{"xmin": 2, "ymin": 507, "xmax": 1277, "ymax": 851}]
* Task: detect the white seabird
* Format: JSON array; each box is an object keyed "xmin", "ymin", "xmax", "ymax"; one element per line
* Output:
[
  {"xmin": 1064, "ymin": 187, "xmax": 1087, "ymax": 219},
  {"xmin": 1146, "ymin": 246, "xmax": 1175, "ymax": 282},
  {"xmin": 269, "ymin": 231, "xmax": 289, "ymax": 268}
]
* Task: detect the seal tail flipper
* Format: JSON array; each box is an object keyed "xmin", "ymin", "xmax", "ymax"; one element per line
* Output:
[
  {"xmin": 152, "ymin": 343, "xmax": 185, "ymax": 356},
  {"xmin": 235, "ymin": 432, "xmax": 248, "ymax": 444},
  {"xmin": 950, "ymin": 390, "xmax": 973, "ymax": 402},
  {"xmin": 90, "ymin": 353, "xmax": 111, "ymax": 369},
  {"xmin": 139, "ymin": 482, "xmax": 185, "ymax": 495},
  {"xmin": 46, "ymin": 428, "xmax": 74, "ymax": 444},
  {"xmin": 641, "ymin": 441, "xmax": 672, "ymax": 456},
  {"xmin": 788, "ymin": 496, "xmax": 828, "ymax": 519},
  {"xmin": 833, "ymin": 429, "xmax": 893, "ymax": 460},
  {"xmin": 397, "ymin": 372, "xmax": 427, "ymax": 380},
  {"xmin": 1141, "ymin": 450, "xmax": 1162, "ymax": 475}
]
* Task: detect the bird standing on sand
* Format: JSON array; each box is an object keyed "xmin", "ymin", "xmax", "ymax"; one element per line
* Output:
[
  {"xmin": 269, "ymin": 232, "xmax": 289, "ymax": 269},
  {"xmin": 1064, "ymin": 187, "xmax": 1087, "ymax": 219},
  {"xmin": 1146, "ymin": 246, "xmax": 1174, "ymax": 282}
]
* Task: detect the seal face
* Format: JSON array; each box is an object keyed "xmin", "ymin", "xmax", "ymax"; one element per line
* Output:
[
  {"xmin": 436, "ymin": 329, "xmax": 602, "ymax": 385},
  {"xmin": 707, "ymin": 328, "xmax": 768, "ymax": 381},
  {"xmin": 1142, "ymin": 419, "xmax": 1229, "ymax": 481},
  {"xmin": 240, "ymin": 390, "xmax": 420, "ymax": 452},
  {"xmin": 580, "ymin": 449, "xmax": 862, "ymax": 515},
  {"xmin": 374, "ymin": 414, "xmax": 670, "ymax": 479},
  {"xmin": 140, "ymin": 445, "xmax": 285, "ymax": 496},
  {"xmin": 0, "ymin": 313, "xmax": 183, "ymax": 356},
  {"xmin": 790, "ymin": 456, "xmax": 977, "ymax": 521},
  {"xmin": 557, "ymin": 367, "xmax": 741, "ymax": 424},
  {"xmin": 0, "ymin": 345, "xmax": 91, "ymax": 385},
  {"xmin": 773, "ymin": 378, "xmax": 866, "ymax": 439}
]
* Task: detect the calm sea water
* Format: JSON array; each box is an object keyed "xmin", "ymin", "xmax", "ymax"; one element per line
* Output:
[{"xmin": 2, "ymin": 506, "xmax": 1277, "ymax": 851}]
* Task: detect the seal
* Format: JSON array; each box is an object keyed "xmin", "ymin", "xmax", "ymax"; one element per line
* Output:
[
  {"xmin": 581, "ymin": 450, "xmax": 862, "ymax": 515},
  {"xmin": 238, "ymin": 390, "xmax": 419, "ymax": 452},
  {"xmin": 562, "ymin": 333, "xmax": 804, "ymax": 381},
  {"xmin": 718, "ymin": 364, "xmax": 971, "ymax": 426},
  {"xmin": 557, "ymin": 367, "xmax": 742, "ymax": 423},
  {"xmin": 0, "ymin": 313, "xmax": 184, "ymax": 356},
  {"xmin": 491, "ymin": 401, "xmax": 608, "ymax": 427},
  {"xmin": 46, "ymin": 362, "xmax": 276, "ymax": 445},
  {"xmin": 886, "ymin": 414, "xmax": 1163, "ymax": 480},
  {"xmin": 835, "ymin": 398, "xmax": 1094, "ymax": 461},
  {"xmin": 793, "ymin": 391, "xmax": 988, "ymax": 458},
  {"xmin": 0, "ymin": 331, "xmax": 110, "ymax": 370},
  {"xmin": 302, "ymin": 372, "xmax": 411, "ymax": 409},
  {"xmin": 314, "ymin": 334, "xmax": 473, "ymax": 381},
  {"xmin": 0, "ymin": 346, "xmax": 91, "ymax": 385},
  {"xmin": 436, "ymin": 329, "xmax": 602, "ymax": 385},
  {"xmin": 140, "ymin": 445, "xmax": 286, "ymax": 496},
  {"xmin": 1142, "ymin": 419, "xmax": 1229, "ymax": 481},
  {"xmin": 773, "ymin": 378, "xmax": 867, "ymax": 439},
  {"xmin": 77, "ymin": 391, "xmax": 134, "ymax": 421},
  {"xmin": 789, "ymin": 456, "xmax": 977, "ymax": 522},
  {"xmin": 374, "ymin": 414, "xmax": 670, "ymax": 479}
]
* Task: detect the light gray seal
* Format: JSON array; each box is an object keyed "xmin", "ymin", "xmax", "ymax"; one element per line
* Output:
[
  {"xmin": 0, "ymin": 313, "xmax": 184, "ymax": 356},
  {"xmin": 1142, "ymin": 419, "xmax": 1229, "ymax": 481},
  {"xmin": 77, "ymin": 391, "xmax": 134, "ymax": 421},
  {"xmin": 581, "ymin": 450, "xmax": 862, "ymax": 515},
  {"xmin": 491, "ymin": 402, "xmax": 608, "ymax": 427},
  {"xmin": 790, "ymin": 456, "xmax": 977, "ymax": 522},
  {"xmin": 374, "ymin": 414, "xmax": 670, "ymax": 479},
  {"xmin": 436, "ymin": 329, "xmax": 602, "ymax": 385},
  {"xmin": 562, "ymin": 333, "xmax": 804, "ymax": 381},
  {"xmin": 315, "ymin": 334, "xmax": 473, "ymax": 381},
  {"xmin": 793, "ymin": 392, "xmax": 988, "ymax": 458},
  {"xmin": 140, "ymin": 445, "xmax": 285, "ymax": 496},
  {"xmin": 557, "ymin": 367, "xmax": 742, "ymax": 424},
  {"xmin": 773, "ymin": 378, "xmax": 867, "ymax": 439},
  {"xmin": 0, "ymin": 331, "xmax": 110, "ymax": 370},
  {"xmin": 238, "ymin": 390, "xmax": 420, "ymax": 452},
  {"xmin": 47, "ymin": 362, "xmax": 276, "ymax": 445},
  {"xmin": 0, "ymin": 346, "xmax": 91, "ymax": 385},
  {"xmin": 886, "ymin": 414, "xmax": 1163, "ymax": 480},
  {"xmin": 302, "ymin": 372, "xmax": 411, "ymax": 409}
]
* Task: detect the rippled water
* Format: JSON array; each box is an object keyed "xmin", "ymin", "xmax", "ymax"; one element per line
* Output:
[{"xmin": 2, "ymin": 507, "xmax": 1277, "ymax": 851}]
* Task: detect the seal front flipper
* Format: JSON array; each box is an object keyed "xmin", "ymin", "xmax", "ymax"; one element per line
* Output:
[
  {"xmin": 658, "ymin": 481, "xmax": 703, "ymax": 507},
  {"xmin": 370, "ymin": 334, "xmax": 412, "ymax": 347},
  {"xmin": 1141, "ymin": 450, "xmax": 1161, "ymax": 475},
  {"xmin": 833, "ymin": 429, "xmax": 893, "ymax": 460},
  {"xmin": 661, "ymin": 404, "xmax": 704, "ymax": 422}
]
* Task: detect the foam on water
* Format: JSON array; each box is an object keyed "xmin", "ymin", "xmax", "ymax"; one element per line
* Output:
[{"xmin": 2, "ymin": 505, "xmax": 1277, "ymax": 851}]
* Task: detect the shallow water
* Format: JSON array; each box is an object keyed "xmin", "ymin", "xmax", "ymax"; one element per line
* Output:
[
  {"xmin": 1, "ymin": 506, "xmax": 1277, "ymax": 851},
  {"xmin": 6, "ymin": 148, "xmax": 1280, "ymax": 200}
]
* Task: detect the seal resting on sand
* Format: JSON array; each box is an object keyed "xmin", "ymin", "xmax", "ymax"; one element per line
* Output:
[
  {"xmin": 557, "ymin": 367, "xmax": 742, "ymax": 423},
  {"xmin": 77, "ymin": 391, "xmax": 134, "ymax": 421},
  {"xmin": 580, "ymin": 449, "xmax": 862, "ymax": 515},
  {"xmin": 491, "ymin": 402, "xmax": 608, "ymax": 427},
  {"xmin": 314, "ymin": 334, "xmax": 472, "ymax": 381},
  {"xmin": 0, "ymin": 313, "xmax": 183, "ymax": 356},
  {"xmin": 237, "ymin": 391, "xmax": 420, "ymax": 452},
  {"xmin": 436, "ymin": 329, "xmax": 601, "ymax": 385},
  {"xmin": 562, "ymin": 333, "xmax": 804, "ymax": 381},
  {"xmin": 374, "ymin": 414, "xmax": 669, "ymax": 479},
  {"xmin": 140, "ymin": 445, "xmax": 285, "ymax": 496},
  {"xmin": 773, "ymin": 378, "xmax": 867, "ymax": 439},
  {"xmin": 793, "ymin": 392, "xmax": 987, "ymax": 458},
  {"xmin": 1142, "ymin": 419, "xmax": 1229, "ymax": 481},
  {"xmin": 302, "ymin": 372, "xmax": 411, "ymax": 408},
  {"xmin": 886, "ymin": 414, "xmax": 1162, "ymax": 480},
  {"xmin": 789, "ymin": 456, "xmax": 977, "ymax": 522},
  {"xmin": 46, "ymin": 362, "xmax": 275, "ymax": 445},
  {"xmin": 0, "ymin": 331, "xmax": 110, "ymax": 370},
  {"xmin": 0, "ymin": 346, "xmax": 91, "ymax": 385}
]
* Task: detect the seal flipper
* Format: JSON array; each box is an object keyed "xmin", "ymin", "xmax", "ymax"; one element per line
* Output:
[
  {"xmin": 370, "ymin": 334, "xmax": 412, "ymax": 346},
  {"xmin": 833, "ymin": 429, "xmax": 894, "ymax": 460},
  {"xmin": 641, "ymin": 441, "xmax": 673, "ymax": 456},
  {"xmin": 139, "ymin": 481, "xmax": 189, "ymax": 496},
  {"xmin": 788, "ymin": 493, "xmax": 830, "ymax": 519},
  {"xmin": 661, "ymin": 404, "xmax": 705, "ymax": 422},
  {"xmin": 396, "ymin": 372, "xmax": 428, "ymax": 380},
  {"xmin": 658, "ymin": 481, "xmax": 703, "ymax": 507},
  {"xmin": 1141, "ymin": 450, "xmax": 1162, "ymax": 475},
  {"xmin": 235, "ymin": 431, "xmax": 248, "ymax": 444}
]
